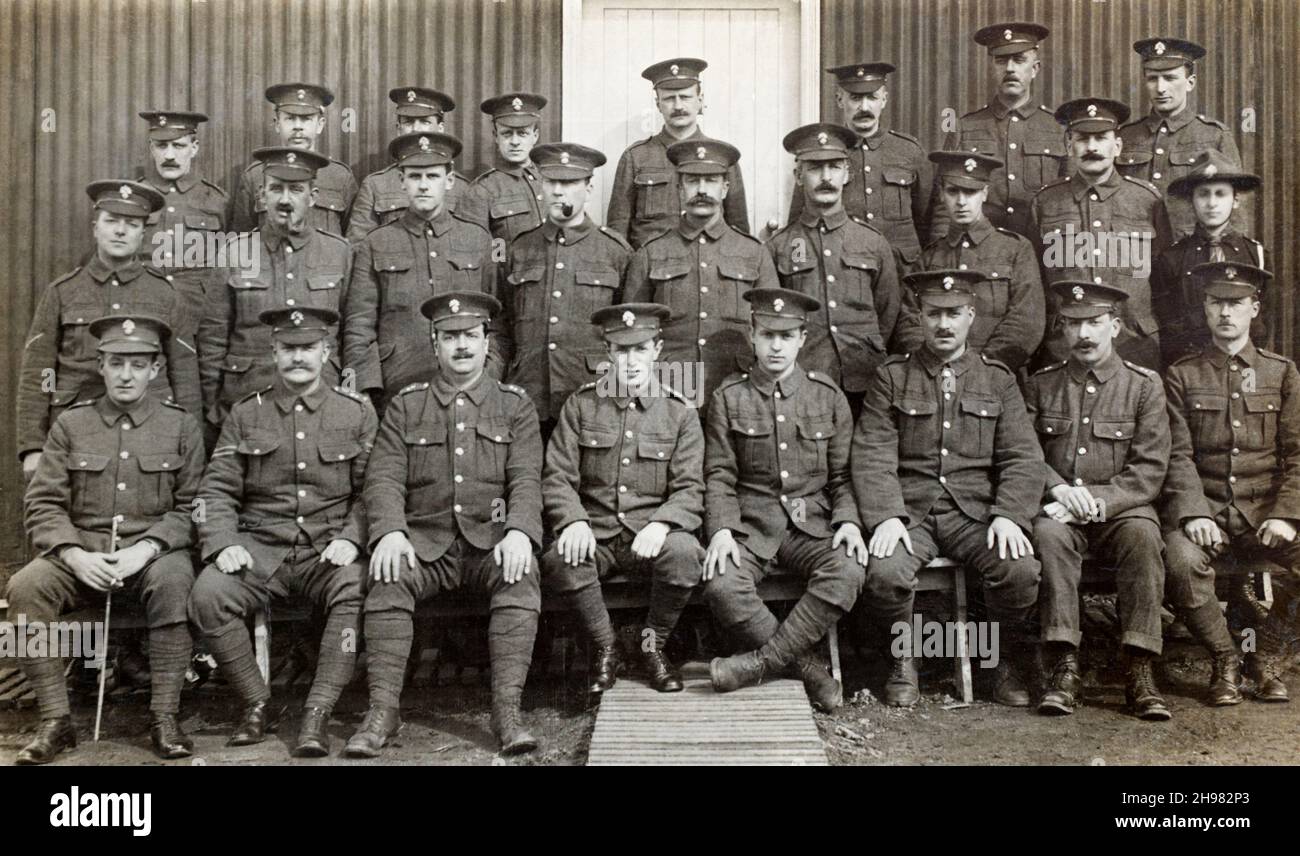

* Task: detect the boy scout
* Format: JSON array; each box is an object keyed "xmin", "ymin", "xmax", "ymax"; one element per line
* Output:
[
  {"xmin": 624, "ymin": 139, "xmax": 778, "ymax": 409},
  {"xmin": 1162, "ymin": 262, "xmax": 1298, "ymax": 704},
  {"xmin": 198, "ymin": 147, "xmax": 354, "ymax": 428},
  {"xmin": 1029, "ymin": 98, "xmax": 1172, "ymax": 371},
  {"xmin": 18, "ymin": 180, "xmax": 200, "ymax": 479},
  {"xmin": 230, "ymin": 83, "xmax": 358, "ymax": 234},
  {"xmin": 766, "ymin": 123, "xmax": 903, "ymax": 412},
  {"xmin": 8, "ymin": 316, "xmax": 203, "ymax": 764},
  {"xmin": 542, "ymin": 303, "xmax": 704, "ymax": 693},
  {"xmin": 902, "ymin": 151, "xmax": 1045, "ymax": 372},
  {"xmin": 853, "ymin": 269, "xmax": 1043, "ymax": 707},
  {"xmin": 190, "ymin": 306, "xmax": 375, "ymax": 756},
  {"xmin": 1026, "ymin": 281, "xmax": 1174, "ymax": 720},
  {"xmin": 702, "ymin": 288, "xmax": 864, "ymax": 711},
  {"xmin": 1153, "ymin": 151, "xmax": 1266, "ymax": 365},
  {"xmin": 607, "ymin": 58, "xmax": 749, "ymax": 248},
  {"xmin": 498, "ymin": 142, "xmax": 631, "ymax": 431},
  {"xmin": 344, "ymin": 132, "xmax": 498, "ymax": 408},
  {"xmin": 930, "ymin": 23, "xmax": 1063, "ymax": 241},
  {"xmin": 466, "ymin": 93, "xmax": 549, "ymax": 247},
  {"xmin": 788, "ymin": 62, "xmax": 929, "ymax": 267},
  {"xmin": 348, "ymin": 292, "xmax": 544, "ymax": 757},
  {"xmin": 347, "ymin": 87, "xmax": 472, "ymax": 242},
  {"xmin": 1118, "ymin": 39, "xmax": 1242, "ymax": 239}
]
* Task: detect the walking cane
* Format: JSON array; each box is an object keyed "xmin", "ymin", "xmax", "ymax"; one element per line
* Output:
[{"xmin": 94, "ymin": 514, "xmax": 124, "ymax": 742}]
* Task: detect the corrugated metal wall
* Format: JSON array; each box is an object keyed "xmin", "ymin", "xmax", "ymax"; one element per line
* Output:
[{"xmin": 0, "ymin": 0, "xmax": 563, "ymax": 565}]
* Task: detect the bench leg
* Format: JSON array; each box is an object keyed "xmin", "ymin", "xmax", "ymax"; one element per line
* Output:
[
  {"xmin": 827, "ymin": 622, "xmax": 842, "ymax": 685},
  {"xmin": 952, "ymin": 568, "xmax": 974, "ymax": 704},
  {"xmin": 254, "ymin": 609, "xmax": 271, "ymax": 686}
]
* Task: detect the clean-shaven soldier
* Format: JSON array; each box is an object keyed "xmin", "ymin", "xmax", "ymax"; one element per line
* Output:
[{"xmin": 466, "ymin": 93, "xmax": 550, "ymax": 248}]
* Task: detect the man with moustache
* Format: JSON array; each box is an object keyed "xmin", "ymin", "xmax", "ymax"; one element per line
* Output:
[
  {"xmin": 347, "ymin": 87, "xmax": 473, "ymax": 242},
  {"xmin": 929, "ymin": 23, "xmax": 1064, "ymax": 241},
  {"xmin": 344, "ymin": 132, "xmax": 498, "ymax": 410},
  {"xmin": 199, "ymin": 148, "xmax": 354, "ymax": 428},
  {"xmin": 1029, "ymin": 98, "xmax": 1172, "ymax": 371},
  {"xmin": 230, "ymin": 83, "xmax": 357, "ymax": 234},
  {"xmin": 853, "ymin": 269, "xmax": 1043, "ymax": 707},
  {"xmin": 625, "ymin": 139, "xmax": 778, "ymax": 409},
  {"xmin": 18, "ymin": 180, "xmax": 200, "ymax": 480},
  {"xmin": 1025, "ymin": 281, "xmax": 1173, "ymax": 720},
  {"xmin": 189, "ymin": 306, "xmax": 377, "ymax": 756},
  {"xmin": 788, "ymin": 62, "xmax": 929, "ymax": 269},
  {"xmin": 1118, "ymin": 39, "xmax": 1242, "ymax": 239},
  {"xmin": 466, "ymin": 93, "xmax": 550, "ymax": 248},
  {"xmin": 8, "ymin": 316, "xmax": 204, "ymax": 764},
  {"xmin": 766, "ymin": 123, "xmax": 903, "ymax": 415},
  {"xmin": 607, "ymin": 58, "xmax": 749, "ymax": 249}
]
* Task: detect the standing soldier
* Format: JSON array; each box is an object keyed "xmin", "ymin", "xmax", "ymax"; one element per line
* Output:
[
  {"xmin": 18, "ymin": 181, "xmax": 200, "ymax": 480},
  {"xmin": 788, "ymin": 62, "xmax": 929, "ymax": 269},
  {"xmin": 1118, "ymin": 39, "xmax": 1242, "ymax": 239},
  {"xmin": 1029, "ymin": 98, "xmax": 1172, "ymax": 371},
  {"xmin": 1162, "ymin": 262, "xmax": 1298, "ymax": 704},
  {"xmin": 853, "ymin": 270, "xmax": 1043, "ymax": 707},
  {"xmin": 766, "ymin": 123, "xmax": 903, "ymax": 414},
  {"xmin": 1026, "ymin": 281, "xmax": 1174, "ymax": 720},
  {"xmin": 347, "ymin": 292, "xmax": 544, "ymax": 757},
  {"xmin": 702, "ymin": 288, "xmax": 866, "ymax": 711},
  {"xmin": 902, "ymin": 151, "xmax": 1045, "ymax": 372},
  {"xmin": 189, "ymin": 306, "xmax": 376, "ymax": 756},
  {"xmin": 347, "ymin": 87, "xmax": 472, "ymax": 242},
  {"xmin": 625, "ymin": 139, "xmax": 778, "ymax": 410},
  {"xmin": 344, "ymin": 132, "xmax": 497, "ymax": 409},
  {"xmin": 8, "ymin": 316, "xmax": 203, "ymax": 764},
  {"xmin": 1152, "ymin": 151, "xmax": 1266, "ymax": 365},
  {"xmin": 606, "ymin": 58, "xmax": 749, "ymax": 249},
  {"xmin": 498, "ymin": 142, "xmax": 631, "ymax": 434},
  {"xmin": 198, "ymin": 147, "xmax": 353, "ymax": 429},
  {"xmin": 930, "ymin": 23, "xmax": 1063, "ymax": 241},
  {"xmin": 542, "ymin": 303, "xmax": 704, "ymax": 693},
  {"xmin": 466, "ymin": 93, "xmax": 549, "ymax": 249},
  {"xmin": 230, "ymin": 83, "xmax": 357, "ymax": 234}
]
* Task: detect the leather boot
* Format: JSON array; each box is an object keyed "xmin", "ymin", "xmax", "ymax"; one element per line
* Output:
[
  {"xmin": 1246, "ymin": 652, "xmax": 1290, "ymax": 703},
  {"xmin": 15, "ymin": 716, "xmax": 77, "ymax": 765},
  {"xmin": 1126, "ymin": 655, "xmax": 1172, "ymax": 721},
  {"xmin": 1037, "ymin": 651, "xmax": 1081, "ymax": 716},
  {"xmin": 1208, "ymin": 653, "xmax": 1244, "ymax": 706},
  {"xmin": 491, "ymin": 702, "xmax": 538, "ymax": 756},
  {"xmin": 149, "ymin": 713, "xmax": 193, "ymax": 759},
  {"xmin": 642, "ymin": 648, "xmax": 684, "ymax": 693},
  {"xmin": 884, "ymin": 656, "xmax": 919, "ymax": 707},
  {"xmin": 993, "ymin": 660, "xmax": 1031, "ymax": 707},
  {"xmin": 227, "ymin": 700, "xmax": 269, "ymax": 746},
  {"xmin": 292, "ymin": 707, "xmax": 331, "ymax": 758},
  {"xmin": 344, "ymin": 705, "xmax": 403, "ymax": 758},
  {"xmin": 588, "ymin": 644, "xmax": 623, "ymax": 694},
  {"xmin": 709, "ymin": 650, "xmax": 765, "ymax": 694},
  {"xmin": 792, "ymin": 656, "xmax": 842, "ymax": 712}
]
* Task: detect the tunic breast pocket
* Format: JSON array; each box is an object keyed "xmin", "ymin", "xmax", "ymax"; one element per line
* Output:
[
  {"xmin": 637, "ymin": 435, "xmax": 675, "ymax": 496},
  {"xmin": 1184, "ymin": 393, "xmax": 1227, "ymax": 450},
  {"xmin": 236, "ymin": 433, "xmax": 281, "ymax": 487},
  {"xmin": 1035, "ymin": 414, "xmax": 1073, "ymax": 458},
  {"xmin": 729, "ymin": 417, "xmax": 775, "ymax": 477},
  {"xmin": 838, "ymin": 252, "xmax": 882, "ymax": 311},
  {"xmin": 717, "ymin": 255, "xmax": 761, "ymax": 321},
  {"xmin": 507, "ymin": 266, "xmax": 546, "ymax": 319},
  {"xmin": 314, "ymin": 188, "xmax": 348, "ymax": 217},
  {"xmin": 476, "ymin": 421, "xmax": 513, "ymax": 485},
  {"xmin": 447, "ymin": 252, "xmax": 484, "ymax": 290},
  {"xmin": 973, "ymin": 277, "xmax": 1010, "ymax": 320},
  {"xmin": 67, "ymin": 452, "xmax": 111, "ymax": 516},
  {"xmin": 373, "ymin": 252, "xmax": 414, "ymax": 299},
  {"xmin": 490, "ymin": 195, "xmax": 534, "ymax": 229},
  {"xmin": 1168, "ymin": 148, "xmax": 1203, "ymax": 180},
  {"xmin": 317, "ymin": 432, "xmax": 363, "ymax": 496},
  {"xmin": 959, "ymin": 131, "xmax": 998, "ymax": 155},
  {"xmin": 893, "ymin": 399, "xmax": 937, "ymax": 457},
  {"xmin": 1023, "ymin": 140, "xmax": 1066, "ymax": 189},
  {"xmin": 881, "ymin": 168, "xmax": 917, "ymax": 221},
  {"xmin": 775, "ymin": 254, "xmax": 818, "ymax": 293},
  {"xmin": 574, "ymin": 267, "xmax": 619, "ymax": 316},
  {"xmin": 402, "ymin": 423, "xmax": 446, "ymax": 487},
  {"xmin": 958, "ymin": 397, "xmax": 1002, "ymax": 458},
  {"xmin": 634, "ymin": 171, "xmax": 673, "ymax": 219},
  {"xmin": 59, "ymin": 309, "xmax": 97, "ymax": 362},
  {"xmin": 229, "ymin": 277, "xmax": 272, "ymax": 317},
  {"xmin": 1244, "ymin": 391, "xmax": 1281, "ymax": 449},
  {"xmin": 795, "ymin": 416, "xmax": 834, "ymax": 476},
  {"xmin": 578, "ymin": 427, "xmax": 618, "ymax": 485},
  {"xmin": 648, "ymin": 259, "xmax": 692, "ymax": 320},
  {"xmin": 1090, "ymin": 419, "xmax": 1136, "ymax": 474},
  {"xmin": 1116, "ymin": 151, "xmax": 1154, "ymax": 177},
  {"xmin": 307, "ymin": 272, "xmax": 342, "ymax": 309},
  {"xmin": 137, "ymin": 450, "xmax": 184, "ymax": 516}
]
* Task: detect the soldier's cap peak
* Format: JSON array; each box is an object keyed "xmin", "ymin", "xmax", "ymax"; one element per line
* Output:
[
  {"xmin": 1051, "ymin": 279, "xmax": 1130, "ymax": 319},
  {"xmin": 481, "ymin": 92, "xmax": 547, "ymax": 127},
  {"xmin": 666, "ymin": 137, "xmax": 739, "ymax": 174},
  {"xmin": 90, "ymin": 314, "xmax": 171, "ymax": 354},
  {"xmin": 252, "ymin": 146, "xmax": 330, "ymax": 180},
  {"xmin": 744, "ymin": 287, "xmax": 820, "ymax": 331},
  {"xmin": 138, "ymin": 110, "xmax": 208, "ymax": 141},
  {"xmin": 388, "ymin": 86, "xmax": 455, "ymax": 117},
  {"xmin": 388, "ymin": 131, "xmax": 462, "ymax": 167},
  {"xmin": 783, "ymin": 123, "xmax": 858, "ymax": 161},
  {"xmin": 973, "ymin": 22, "xmax": 1049, "ymax": 55},
  {"xmin": 592, "ymin": 302, "xmax": 670, "ymax": 345},
  {"xmin": 1191, "ymin": 261, "xmax": 1272, "ymax": 299},
  {"xmin": 1054, "ymin": 98, "xmax": 1130, "ymax": 132},
  {"xmin": 903, "ymin": 268, "xmax": 983, "ymax": 307},
  {"xmin": 259, "ymin": 306, "xmax": 337, "ymax": 345},
  {"xmin": 1134, "ymin": 37, "xmax": 1205, "ymax": 70},
  {"xmin": 825, "ymin": 62, "xmax": 895, "ymax": 93},
  {"xmin": 642, "ymin": 57, "xmax": 707, "ymax": 90},
  {"xmin": 930, "ymin": 150, "xmax": 1004, "ymax": 188},
  {"xmin": 266, "ymin": 82, "xmax": 335, "ymax": 114},
  {"xmin": 421, "ymin": 291, "xmax": 501, "ymax": 331},
  {"xmin": 86, "ymin": 180, "xmax": 165, "ymax": 216},
  {"xmin": 532, "ymin": 142, "xmax": 606, "ymax": 179}
]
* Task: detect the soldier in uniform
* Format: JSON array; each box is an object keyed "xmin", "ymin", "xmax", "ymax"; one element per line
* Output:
[
  {"xmin": 606, "ymin": 58, "xmax": 749, "ymax": 249},
  {"xmin": 766, "ymin": 123, "xmax": 903, "ymax": 415},
  {"xmin": 853, "ymin": 269, "xmax": 1043, "ymax": 707},
  {"xmin": 624, "ymin": 139, "xmax": 778, "ymax": 410},
  {"xmin": 465, "ymin": 93, "xmax": 549, "ymax": 248},
  {"xmin": 198, "ymin": 147, "xmax": 354, "ymax": 429},
  {"xmin": 1118, "ymin": 38, "xmax": 1242, "ymax": 239},
  {"xmin": 542, "ymin": 303, "xmax": 704, "ymax": 693},
  {"xmin": 1025, "ymin": 281, "xmax": 1174, "ymax": 720},
  {"xmin": 229, "ymin": 83, "xmax": 358, "ymax": 234},
  {"xmin": 788, "ymin": 62, "xmax": 929, "ymax": 268},
  {"xmin": 18, "ymin": 180, "xmax": 200, "ymax": 480},
  {"xmin": 346, "ymin": 292, "xmax": 544, "ymax": 757},
  {"xmin": 929, "ymin": 23, "xmax": 1064, "ymax": 241},
  {"xmin": 498, "ymin": 142, "xmax": 631, "ymax": 434},
  {"xmin": 347, "ymin": 87, "xmax": 472, "ymax": 242},
  {"xmin": 702, "ymin": 288, "xmax": 866, "ymax": 711},
  {"xmin": 1153, "ymin": 150, "xmax": 1266, "ymax": 365},
  {"xmin": 1162, "ymin": 262, "xmax": 1298, "ymax": 704},
  {"xmin": 902, "ymin": 151, "xmax": 1045, "ymax": 372},
  {"xmin": 1029, "ymin": 98, "xmax": 1172, "ymax": 371},
  {"xmin": 7, "ymin": 316, "xmax": 203, "ymax": 764},
  {"xmin": 344, "ymin": 132, "xmax": 498, "ymax": 409},
  {"xmin": 189, "ymin": 306, "xmax": 376, "ymax": 756}
]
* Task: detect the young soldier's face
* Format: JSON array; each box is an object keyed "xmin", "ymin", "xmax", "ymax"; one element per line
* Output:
[
  {"xmin": 99, "ymin": 353, "xmax": 160, "ymax": 406},
  {"xmin": 608, "ymin": 338, "xmax": 662, "ymax": 390},
  {"xmin": 920, "ymin": 301, "xmax": 975, "ymax": 358},
  {"xmin": 263, "ymin": 177, "xmax": 317, "ymax": 230},
  {"xmin": 150, "ymin": 135, "xmax": 199, "ymax": 181},
  {"xmin": 942, "ymin": 181, "xmax": 989, "ymax": 226},
  {"xmin": 1191, "ymin": 182, "xmax": 1239, "ymax": 230},
  {"xmin": 434, "ymin": 325, "xmax": 489, "ymax": 379},
  {"xmin": 1205, "ymin": 295, "xmax": 1260, "ymax": 342},
  {"xmin": 494, "ymin": 123, "xmax": 540, "ymax": 164},
  {"xmin": 273, "ymin": 109, "xmax": 326, "ymax": 149},
  {"xmin": 542, "ymin": 177, "xmax": 590, "ymax": 223},
  {"xmin": 679, "ymin": 173, "xmax": 728, "ymax": 217},
  {"xmin": 397, "ymin": 115, "xmax": 443, "ymax": 134},
  {"xmin": 1063, "ymin": 313, "xmax": 1121, "ymax": 367},
  {"xmin": 836, "ymin": 87, "xmax": 887, "ymax": 137},
  {"xmin": 401, "ymin": 165, "xmax": 453, "ymax": 215},
  {"xmin": 272, "ymin": 340, "xmax": 328, "ymax": 387},
  {"xmin": 93, "ymin": 211, "xmax": 146, "ymax": 260},
  {"xmin": 1144, "ymin": 66, "xmax": 1196, "ymax": 116},
  {"xmin": 1071, "ymin": 130, "xmax": 1122, "ymax": 177},
  {"xmin": 751, "ymin": 323, "xmax": 806, "ymax": 376},
  {"xmin": 655, "ymin": 84, "xmax": 702, "ymax": 131},
  {"xmin": 992, "ymin": 50, "xmax": 1040, "ymax": 99},
  {"xmin": 798, "ymin": 159, "xmax": 849, "ymax": 206}
]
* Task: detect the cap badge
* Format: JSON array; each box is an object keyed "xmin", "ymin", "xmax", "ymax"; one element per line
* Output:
[
  {"xmin": 296, "ymin": 89, "xmax": 306, "ymax": 101},
  {"xmin": 622, "ymin": 310, "xmax": 636, "ymax": 327},
  {"xmin": 290, "ymin": 311, "xmax": 304, "ymax": 326},
  {"xmin": 419, "ymin": 136, "xmax": 430, "ymax": 151},
  {"xmin": 118, "ymin": 185, "xmax": 132, "ymax": 200},
  {"xmin": 1225, "ymin": 267, "xmax": 1237, "ymax": 280},
  {"xmin": 696, "ymin": 146, "xmax": 707, "ymax": 160},
  {"xmin": 559, "ymin": 151, "xmax": 570, "ymax": 165},
  {"xmin": 670, "ymin": 64, "xmax": 679, "ymax": 76},
  {"xmin": 511, "ymin": 96, "xmax": 523, "ymax": 112},
  {"xmin": 817, "ymin": 131, "xmax": 828, "ymax": 146},
  {"xmin": 1087, "ymin": 104, "xmax": 1098, "ymax": 117},
  {"xmin": 856, "ymin": 67, "xmax": 865, "ymax": 77},
  {"xmin": 158, "ymin": 115, "xmax": 168, "ymax": 126},
  {"xmin": 1072, "ymin": 285, "xmax": 1085, "ymax": 301},
  {"xmin": 964, "ymin": 158, "xmax": 977, "ymax": 173},
  {"xmin": 773, "ymin": 298, "xmax": 785, "ymax": 313},
  {"xmin": 122, "ymin": 319, "xmax": 136, "ymax": 336},
  {"xmin": 942, "ymin": 276, "xmax": 954, "ymax": 290},
  {"xmin": 449, "ymin": 298, "xmax": 462, "ymax": 314},
  {"xmin": 1004, "ymin": 29, "xmax": 1014, "ymax": 41},
  {"xmin": 407, "ymin": 90, "xmax": 417, "ymax": 102},
  {"xmin": 1203, "ymin": 163, "xmax": 1217, "ymax": 177},
  {"xmin": 1155, "ymin": 41, "xmax": 1166, "ymax": 55},
  {"xmin": 286, "ymin": 152, "xmax": 296, "ymax": 164}
]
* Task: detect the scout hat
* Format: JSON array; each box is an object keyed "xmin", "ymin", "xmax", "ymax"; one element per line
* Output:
[{"xmin": 1167, "ymin": 150, "xmax": 1261, "ymax": 198}]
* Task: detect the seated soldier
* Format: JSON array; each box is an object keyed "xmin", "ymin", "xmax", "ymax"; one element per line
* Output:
[
  {"xmin": 7, "ymin": 316, "xmax": 204, "ymax": 763},
  {"xmin": 542, "ymin": 303, "xmax": 704, "ymax": 693},
  {"xmin": 702, "ymin": 288, "xmax": 866, "ymax": 711}
]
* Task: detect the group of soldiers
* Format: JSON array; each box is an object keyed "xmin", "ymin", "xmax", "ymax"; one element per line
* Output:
[{"xmin": 7, "ymin": 20, "xmax": 1295, "ymax": 765}]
